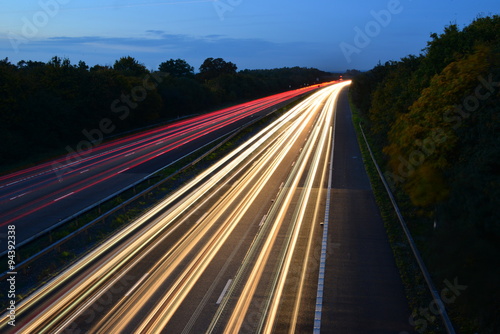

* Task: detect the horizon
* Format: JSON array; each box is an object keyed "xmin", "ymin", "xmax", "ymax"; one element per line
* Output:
[{"xmin": 1, "ymin": 1, "xmax": 498, "ymax": 72}]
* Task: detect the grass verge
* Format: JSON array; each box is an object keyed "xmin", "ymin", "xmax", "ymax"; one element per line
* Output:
[
  {"xmin": 0, "ymin": 94, "xmax": 311, "ymax": 311},
  {"xmin": 349, "ymin": 96, "xmax": 446, "ymax": 334}
]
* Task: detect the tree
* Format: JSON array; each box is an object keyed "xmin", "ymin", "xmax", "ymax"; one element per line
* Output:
[
  {"xmin": 158, "ymin": 58, "xmax": 194, "ymax": 78},
  {"xmin": 90, "ymin": 64, "xmax": 111, "ymax": 72},
  {"xmin": 0, "ymin": 53, "xmax": 336, "ymax": 167},
  {"xmin": 383, "ymin": 46, "xmax": 495, "ymax": 207},
  {"xmin": 421, "ymin": 15, "xmax": 500, "ymax": 80},
  {"xmin": 17, "ymin": 60, "xmax": 45, "ymax": 69},
  {"xmin": 198, "ymin": 57, "xmax": 237, "ymax": 81},
  {"xmin": 47, "ymin": 55, "xmax": 63, "ymax": 67},
  {"xmin": 368, "ymin": 55, "xmax": 423, "ymax": 145},
  {"xmin": 113, "ymin": 56, "xmax": 149, "ymax": 77},
  {"xmin": 77, "ymin": 60, "xmax": 89, "ymax": 71}
]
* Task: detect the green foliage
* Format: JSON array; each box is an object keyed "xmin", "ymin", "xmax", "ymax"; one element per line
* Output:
[
  {"xmin": 60, "ymin": 251, "xmax": 74, "ymax": 259},
  {"xmin": 0, "ymin": 56, "xmax": 335, "ymax": 169},
  {"xmin": 350, "ymin": 61, "xmax": 395, "ymax": 117},
  {"xmin": 113, "ymin": 56, "xmax": 149, "ymax": 77},
  {"xmin": 422, "ymin": 15, "xmax": 500, "ymax": 78},
  {"xmin": 240, "ymin": 66, "xmax": 335, "ymax": 91},
  {"xmin": 158, "ymin": 58, "xmax": 194, "ymax": 78},
  {"xmin": 369, "ymin": 56, "xmax": 423, "ymax": 146},
  {"xmin": 198, "ymin": 57, "xmax": 237, "ymax": 81},
  {"xmin": 350, "ymin": 14, "xmax": 500, "ymax": 333},
  {"xmin": 385, "ymin": 46, "xmax": 497, "ymax": 207}
]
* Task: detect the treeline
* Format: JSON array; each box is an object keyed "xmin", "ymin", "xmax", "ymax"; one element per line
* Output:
[
  {"xmin": 350, "ymin": 15, "xmax": 499, "ymax": 332},
  {"xmin": 0, "ymin": 56, "xmax": 336, "ymax": 165}
]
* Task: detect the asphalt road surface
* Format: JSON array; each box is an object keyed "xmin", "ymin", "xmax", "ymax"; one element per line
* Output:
[
  {"xmin": 0, "ymin": 85, "xmax": 327, "ymax": 243},
  {"xmin": 320, "ymin": 88, "xmax": 415, "ymax": 333},
  {"xmin": 0, "ymin": 83, "xmax": 416, "ymax": 333}
]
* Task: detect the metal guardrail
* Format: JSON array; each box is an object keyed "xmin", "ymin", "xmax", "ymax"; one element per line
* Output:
[
  {"xmin": 1, "ymin": 95, "xmax": 309, "ymax": 258},
  {"xmin": 358, "ymin": 123, "xmax": 456, "ymax": 334},
  {"xmin": 0, "ymin": 99, "xmax": 301, "ymax": 280},
  {"xmin": 0, "ymin": 131, "xmax": 234, "ymax": 280},
  {"xmin": 0, "ymin": 129, "xmax": 228, "ymax": 257}
]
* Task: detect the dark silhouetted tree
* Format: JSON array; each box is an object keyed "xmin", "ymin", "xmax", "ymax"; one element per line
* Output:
[
  {"xmin": 198, "ymin": 57, "xmax": 237, "ymax": 81},
  {"xmin": 113, "ymin": 56, "xmax": 149, "ymax": 77},
  {"xmin": 158, "ymin": 58, "xmax": 194, "ymax": 78}
]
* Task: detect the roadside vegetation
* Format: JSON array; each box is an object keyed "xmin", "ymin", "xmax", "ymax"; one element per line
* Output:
[
  {"xmin": 0, "ymin": 56, "xmax": 338, "ymax": 171},
  {"xmin": 349, "ymin": 15, "xmax": 500, "ymax": 333},
  {"xmin": 0, "ymin": 95, "xmax": 309, "ymax": 311}
]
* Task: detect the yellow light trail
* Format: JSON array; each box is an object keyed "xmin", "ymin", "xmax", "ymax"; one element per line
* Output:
[
  {"xmin": 2, "ymin": 81, "xmax": 351, "ymax": 334},
  {"xmin": 216, "ymin": 82, "xmax": 350, "ymax": 334}
]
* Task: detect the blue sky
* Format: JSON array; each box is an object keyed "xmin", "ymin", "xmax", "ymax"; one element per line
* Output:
[{"xmin": 0, "ymin": 0, "xmax": 498, "ymax": 72}]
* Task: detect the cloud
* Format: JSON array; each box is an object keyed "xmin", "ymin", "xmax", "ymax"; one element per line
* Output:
[
  {"xmin": 145, "ymin": 30, "xmax": 167, "ymax": 36},
  {"xmin": 0, "ymin": 32, "xmax": 335, "ymax": 70}
]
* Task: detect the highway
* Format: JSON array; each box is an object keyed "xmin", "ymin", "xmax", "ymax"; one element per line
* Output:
[
  {"xmin": 0, "ymin": 81, "xmax": 351, "ymax": 333},
  {"xmin": 0, "ymin": 84, "xmax": 331, "ymax": 243},
  {"xmin": 321, "ymin": 88, "xmax": 414, "ymax": 333}
]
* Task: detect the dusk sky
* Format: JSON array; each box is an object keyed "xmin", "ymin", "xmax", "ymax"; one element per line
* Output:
[{"xmin": 1, "ymin": 0, "xmax": 498, "ymax": 72}]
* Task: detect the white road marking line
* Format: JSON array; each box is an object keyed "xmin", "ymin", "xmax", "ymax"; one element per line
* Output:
[
  {"xmin": 259, "ymin": 215, "xmax": 267, "ymax": 227},
  {"xmin": 54, "ymin": 192, "xmax": 74, "ymax": 202},
  {"xmin": 216, "ymin": 279, "xmax": 233, "ymax": 305},
  {"xmin": 9, "ymin": 191, "xmax": 31, "ymax": 201}
]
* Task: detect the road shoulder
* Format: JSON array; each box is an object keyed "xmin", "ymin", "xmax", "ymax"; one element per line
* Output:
[{"xmin": 321, "ymin": 87, "xmax": 414, "ymax": 333}]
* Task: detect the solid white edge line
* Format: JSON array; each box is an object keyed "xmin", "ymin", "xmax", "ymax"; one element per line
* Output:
[{"xmin": 313, "ymin": 102, "xmax": 338, "ymax": 333}]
